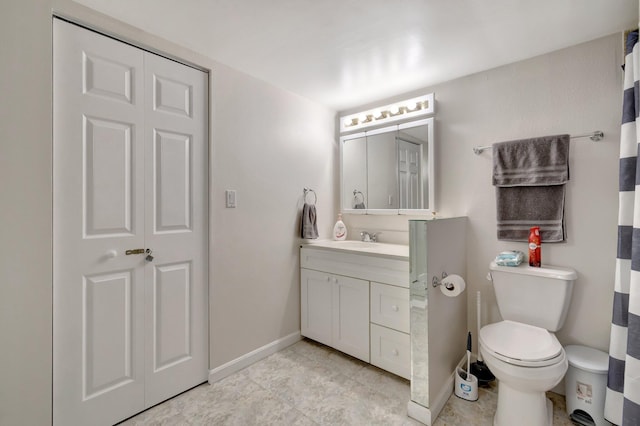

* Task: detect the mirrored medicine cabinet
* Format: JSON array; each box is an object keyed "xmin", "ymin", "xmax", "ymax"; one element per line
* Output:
[{"xmin": 340, "ymin": 117, "xmax": 434, "ymax": 214}]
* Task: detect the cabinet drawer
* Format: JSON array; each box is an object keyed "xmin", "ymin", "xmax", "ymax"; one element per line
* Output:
[
  {"xmin": 370, "ymin": 282, "xmax": 409, "ymax": 333},
  {"xmin": 301, "ymin": 247, "xmax": 409, "ymax": 287},
  {"xmin": 370, "ymin": 324, "xmax": 410, "ymax": 380}
]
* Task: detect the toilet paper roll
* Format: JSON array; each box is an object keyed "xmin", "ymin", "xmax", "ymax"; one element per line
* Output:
[{"xmin": 440, "ymin": 274, "xmax": 466, "ymax": 297}]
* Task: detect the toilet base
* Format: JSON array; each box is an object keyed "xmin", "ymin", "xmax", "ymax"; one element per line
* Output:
[{"xmin": 493, "ymin": 381, "xmax": 553, "ymax": 426}]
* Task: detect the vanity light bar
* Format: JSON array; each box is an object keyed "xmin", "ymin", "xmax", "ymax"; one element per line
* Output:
[{"xmin": 340, "ymin": 93, "xmax": 434, "ymax": 133}]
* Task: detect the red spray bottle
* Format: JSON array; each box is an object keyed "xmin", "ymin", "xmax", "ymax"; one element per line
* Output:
[{"xmin": 528, "ymin": 226, "xmax": 541, "ymax": 267}]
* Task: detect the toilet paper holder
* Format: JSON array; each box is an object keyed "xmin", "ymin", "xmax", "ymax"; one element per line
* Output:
[{"xmin": 432, "ymin": 272, "xmax": 454, "ymax": 290}]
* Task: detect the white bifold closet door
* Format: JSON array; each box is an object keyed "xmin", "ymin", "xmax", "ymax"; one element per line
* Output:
[{"xmin": 53, "ymin": 19, "xmax": 208, "ymax": 426}]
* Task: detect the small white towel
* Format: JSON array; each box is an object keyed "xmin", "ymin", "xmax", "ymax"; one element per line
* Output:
[{"xmin": 301, "ymin": 203, "xmax": 318, "ymax": 239}]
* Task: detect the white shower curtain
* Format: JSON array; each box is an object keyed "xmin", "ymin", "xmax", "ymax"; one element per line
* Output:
[{"xmin": 606, "ymin": 29, "xmax": 640, "ymax": 426}]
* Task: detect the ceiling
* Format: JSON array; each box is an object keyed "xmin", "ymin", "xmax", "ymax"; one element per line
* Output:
[{"xmin": 75, "ymin": 0, "xmax": 638, "ymax": 111}]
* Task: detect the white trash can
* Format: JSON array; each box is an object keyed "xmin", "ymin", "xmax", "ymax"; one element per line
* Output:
[{"xmin": 564, "ymin": 345, "xmax": 612, "ymax": 426}]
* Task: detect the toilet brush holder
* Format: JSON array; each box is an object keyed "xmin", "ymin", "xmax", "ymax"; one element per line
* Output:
[{"xmin": 454, "ymin": 367, "xmax": 478, "ymax": 401}]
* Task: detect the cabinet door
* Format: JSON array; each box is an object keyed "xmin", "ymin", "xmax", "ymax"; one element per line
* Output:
[
  {"xmin": 333, "ymin": 275, "xmax": 370, "ymax": 362},
  {"xmin": 301, "ymin": 269, "xmax": 333, "ymax": 346}
]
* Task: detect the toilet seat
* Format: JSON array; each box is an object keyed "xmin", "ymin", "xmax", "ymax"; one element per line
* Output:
[{"xmin": 480, "ymin": 320, "xmax": 563, "ymax": 367}]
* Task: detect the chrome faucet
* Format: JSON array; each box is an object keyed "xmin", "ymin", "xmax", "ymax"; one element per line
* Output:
[{"xmin": 360, "ymin": 231, "xmax": 380, "ymax": 242}]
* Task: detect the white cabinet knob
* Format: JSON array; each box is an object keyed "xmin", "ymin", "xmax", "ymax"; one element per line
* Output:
[
  {"xmin": 392, "ymin": 349, "xmax": 399, "ymax": 356},
  {"xmin": 391, "ymin": 305, "xmax": 399, "ymax": 312},
  {"xmin": 106, "ymin": 249, "xmax": 117, "ymax": 259}
]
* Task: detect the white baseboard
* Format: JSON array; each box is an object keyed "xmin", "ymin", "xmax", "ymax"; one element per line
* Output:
[
  {"xmin": 407, "ymin": 356, "xmax": 459, "ymax": 425},
  {"xmin": 407, "ymin": 400, "xmax": 432, "ymax": 425},
  {"xmin": 429, "ymin": 370, "xmax": 455, "ymax": 421},
  {"xmin": 208, "ymin": 331, "xmax": 301, "ymax": 384}
]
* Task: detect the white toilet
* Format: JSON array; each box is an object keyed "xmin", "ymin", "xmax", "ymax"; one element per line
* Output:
[{"xmin": 479, "ymin": 261, "xmax": 577, "ymax": 426}]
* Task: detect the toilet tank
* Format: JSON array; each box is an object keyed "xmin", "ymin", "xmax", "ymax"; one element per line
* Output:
[{"xmin": 489, "ymin": 262, "xmax": 577, "ymax": 332}]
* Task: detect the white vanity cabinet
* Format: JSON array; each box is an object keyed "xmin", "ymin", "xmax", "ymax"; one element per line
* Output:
[
  {"xmin": 300, "ymin": 244, "xmax": 410, "ymax": 375},
  {"xmin": 300, "ymin": 269, "xmax": 370, "ymax": 361}
]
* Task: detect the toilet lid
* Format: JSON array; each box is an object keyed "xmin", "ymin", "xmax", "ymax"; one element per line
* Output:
[{"xmin": 480, "ymin": 320, "xmax": 563, "ymax": 366}]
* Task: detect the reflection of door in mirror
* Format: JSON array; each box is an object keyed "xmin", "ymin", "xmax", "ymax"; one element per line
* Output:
[
  {"xmin": 398, "ymin": 124, "xmax": 430, "ymax": 210},
  {"xmin": 342, "ymin": 136, "xmax": 367, "ymax": 209},
  {"xmin": 398, "ymin": 139, "xmax": 421, "ymax": 209},
  {"xmin": 367, "ymin": 131, "xmax": 398, "ymax": 209}
]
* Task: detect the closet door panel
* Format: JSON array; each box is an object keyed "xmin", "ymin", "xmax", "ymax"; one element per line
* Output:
[
  {"xmin": 143, "ymin": 52, "xmax": 209, "ymax": 407},
  {"xmin": 153, "ymin": 262, "xmax": 192, "ymax": 370},
  {"xmin": 153, "ymin": 129, "xmax": 192, "ymax": 232},
  {"xmin": 82, "ymin": 271, "xmax": 136, "ymax": 396},
  {"xmin": 53, "ymin": 19, "xmax": 146, "ymax": 426},
  {"xmin": 83, "ymin": 117, "xmax": 135, "ymax": 236},
  {"xmin": 54, "ymin": 19, "xmax": 209, "ymax": 424}
]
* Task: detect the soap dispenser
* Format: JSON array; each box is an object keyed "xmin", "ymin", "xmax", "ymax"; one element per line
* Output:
[{"xmin": 333, "ymin": 213, "xmax": 347, "ymax": 241}]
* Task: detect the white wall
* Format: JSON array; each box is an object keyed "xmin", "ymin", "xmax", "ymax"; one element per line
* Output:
[
  {"xmin": 0, "ymin": 1, "xmax": 629, "ymax": 423},
  {"xmin": 1, "ymin": 1, "xmax": 53, "ymax": 425},
  {"xmin": 343, "ymin": 33, "xmax": 623, "ymax": 353},
  {"xmin": 58, "ymin": 0, "xmax": 337, "ymax": 368},
  {"xmin": 1, "ymin": 1, "xmax": 336, "ymax": 423},
  {"xmin": 209, "ymin": 62, "xmax": 335, "ymax": 366}
]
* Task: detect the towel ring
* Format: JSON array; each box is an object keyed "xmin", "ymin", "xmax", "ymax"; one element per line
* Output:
[
  {"xmin": 304, "ymin": 188, "xmax": 317, "ymax": 205},
  {"xmin": 353, "ymin": 190, "xmax": 364, "ymax": 203}
]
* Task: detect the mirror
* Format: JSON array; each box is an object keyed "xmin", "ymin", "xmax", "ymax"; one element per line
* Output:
[
  {"xmin": 367, "ymin": 131, "xmax": 398, "ymax": 209},
  {"xmin": 342, "ymin": 135, "xmax": 367, "ymax": 209},
  {"xmin": 340, "ymin": 117, "xmax": 434, "ymax": 213}
]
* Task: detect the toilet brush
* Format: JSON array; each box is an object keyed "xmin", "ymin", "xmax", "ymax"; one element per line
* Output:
[
  {"xmin": 455, "ymin": 331, "xmax": 479, "ymax": 401},
  {"xmin": 470, "ymin": 291, "xmax": 495, "ymax": 386},
  {"xmin": 466, "ymin": 331, "xmax": 472, "ymax": 380}
]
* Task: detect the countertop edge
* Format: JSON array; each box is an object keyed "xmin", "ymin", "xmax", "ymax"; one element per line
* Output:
[{"xmin": 300, "ymin": 240, "xmax": 410, "ymax": 260}]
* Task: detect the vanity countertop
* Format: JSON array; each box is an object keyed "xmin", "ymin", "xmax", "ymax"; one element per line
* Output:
[{"xmin": 301, "ymin": 239, "xmax": 409, "ymax": 260}]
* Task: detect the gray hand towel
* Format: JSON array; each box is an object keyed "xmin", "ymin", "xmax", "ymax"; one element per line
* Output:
[
  {"xmin": 493, "ymin": 134, "xmax": 570, "ymax": 186},
  {"xmin": 301, "ymin": 203, "xmax": 318, "ymax": 239},
  {"xmin": 496, "ymin": 186, "xmax": 566, "ymax": 242},
  {"xmin": 493, "ymin": 134, "xmax": 570, "ymax": 242}
]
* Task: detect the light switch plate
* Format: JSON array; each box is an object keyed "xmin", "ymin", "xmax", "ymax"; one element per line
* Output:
[{"xmin": 225, "ymin": 190, "xmax": 236, "ymax": 208}]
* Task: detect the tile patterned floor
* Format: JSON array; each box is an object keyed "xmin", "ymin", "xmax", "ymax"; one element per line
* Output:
[{"xmin": 120, "ymin": 338, "xmax": 575, "ymax": 425}]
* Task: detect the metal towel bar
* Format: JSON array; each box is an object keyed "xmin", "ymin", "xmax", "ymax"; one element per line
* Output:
[{"xmin": 472, "ymin": 131, "xmax": 604, "ymax": 155}]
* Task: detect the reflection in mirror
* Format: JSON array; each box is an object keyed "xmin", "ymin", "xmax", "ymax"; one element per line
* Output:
[
  {"xmin": 342, "ymin": 136, "xmax": 367, "ymax": 209},
  {"xmin": 398, "ymin": 124, "xmax": 430, "ymax": 209},
  {"xmin": 409, "ymin": 220, "xmax": 429, "ymax": 407},
  {"xmin": 340, "ymin": 117, "xmax": 434, "ymax": 213},
  {"xmin": 353, "ymin": 190, "xmax": 365, "ymax": 209},
  {"xmin": 367, "ymin": 131, "xmax": 397, "ymax": 209}
]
